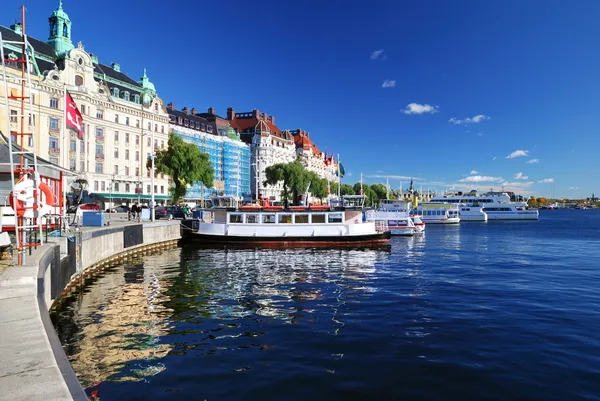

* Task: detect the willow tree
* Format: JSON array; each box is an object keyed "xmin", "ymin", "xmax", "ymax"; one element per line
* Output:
[{"xmin": 150, "ymin": 133, "xmax": 214, "ymax": 202}]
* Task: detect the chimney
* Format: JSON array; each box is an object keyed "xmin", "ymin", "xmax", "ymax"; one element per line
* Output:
[
  {"xmin": 167, "ymin": 102, "xmax": 174, "ymax": 110},
  {"xmin": 10, "ymin": 23, "xmax": 23, "ymax": 35},
  {"xmin": 227, "ymin": 107, "xmax": 235, "ymax": 120},
  {"xmin": 252, "ymin": 109, "xmax": 260, "ymax": 119},
  {"xmin": 191, "ymin": 107, "xmax": 196, "ymax": 115},
  {"xmin": 270, "ymin": 115, "xmax": 275, "ymax": 124},
  {"xmin": 182, "ymin": 107, "xmax": 188, "ymax": 115},
  {"xmin": 111, "ymin": 62, "xmax": 120, "ymax": 72},
  {"xmin": 208, "ymin": 107, "xmax": 215, "ymax": 115}
]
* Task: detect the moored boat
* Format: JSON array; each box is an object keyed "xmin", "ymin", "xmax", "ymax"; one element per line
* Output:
[{"xmin": 181, "ymin": 195, "xmax": 390, "ymax": 247}]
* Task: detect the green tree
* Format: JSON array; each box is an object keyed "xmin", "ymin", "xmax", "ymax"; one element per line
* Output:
[
  {"xmin": 340, "ymin": 183, "xmax": 355, "ymax": 196},
  {"xmin": 370, "ymin": 183, "xmax": 389, "ymax": 200},
  {"xmin": 264, "ymin": 161, "xmax": 311, "ymax": 204},
  {"xmin": 150, "ymin": 133, "xmax": 214, "ymax": 202}
]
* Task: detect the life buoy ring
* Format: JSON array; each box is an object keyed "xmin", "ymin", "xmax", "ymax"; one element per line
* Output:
[{"xmin": 9, "ymin": 178, "xmax": 56, "ymax": 218}]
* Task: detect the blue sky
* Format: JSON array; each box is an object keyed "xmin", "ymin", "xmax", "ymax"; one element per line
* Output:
[{"xmin": 2, "ymin": 0, "xmax": 599, "ymax": 199}]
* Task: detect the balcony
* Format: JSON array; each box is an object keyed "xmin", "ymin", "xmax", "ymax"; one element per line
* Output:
[
  {"xmin": 95, "ymin": 153, "xmax": 105, "ymax": 160},
  {"xmin": 48, "ymin": 147, "xmax": 60, "ymax": 156},
  {"xmin": 95, "ymin": 135, "xmax": 104, "ymax": 143},
  {"xmin": 69, "ymin": 150, "xmax": 76, "ymax": 159}
]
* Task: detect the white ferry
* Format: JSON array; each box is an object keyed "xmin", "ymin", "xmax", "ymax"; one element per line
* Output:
[
  {"xmin": 416, "ymin": 202, "xmax": 460, "ymax": 224},
  {"xmin": 181, "ymin": 195, "xmax": 391, "ymax": 247},
  {"xmin": 367, "ymin": 199, "xmax": 425, "ymax": 235},
  {"xmin": 429, "ymin": 190, "xmax": 538, "ymax": 220}
]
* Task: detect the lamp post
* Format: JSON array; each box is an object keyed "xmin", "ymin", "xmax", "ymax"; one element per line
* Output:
[{"xmin": 151, "ymin": 109, "xmax": 155, "ymax": 222}]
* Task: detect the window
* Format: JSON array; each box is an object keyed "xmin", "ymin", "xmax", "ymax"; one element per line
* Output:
[
  {"xmin": 245, "ymin": 214, "xmax": 259, "ymax": 223},
  {"xmin": 262, "ymin": 214, "xmax": 276, "ymax": 224},
  {"xmin": 114, "ymin": 183, "xmax": 119, "ymax": 191},
  {"xmin": 28, "ymin": 136, "xmax": 33, "ymax": 147},
  {"xmin": 134, "ymin": 95, "xmax": 140, "ymax": 104},
  {"xmin": 50, "ymin": 157, "xmax": 59, "ymax": 165},
  {"xmin": 50, "ymin": 98, "xmax": 58, "ymax": 109},
  {"xmin": 125, "ymin": 117, "xmax": 130, "ymax": 126},
  {"xmin": 161, "ymin": 125, "xmax": 165, "ymax": 134},
  {"xmin": 155, "ymin": 103, "xmax": 159, "ymax": 111},
  {"xmin": 160, "ymin": 185, "xmax": 164, "ymax": 194},
  {"xmin": 96, "ymin": 144, "xmax": 103, "ymax": 155},
  {"xmin": 207, "ymin": 125, "xmax": 213, "ymax": 133},
  {"xmin": 113, "ymin": 88, "xmax": 119, "ymax": 98},
  {"xmin": 135, "ymin": 135, "xmax": 139, "ymax": 145},
  {"xmin": 114, "ymin": 131, "xmax": 119, "ymax": 141},
  {"xmin": 190, "ymin": 121, "xmax": 195, "ymax": 129},
  {"xmin": 147, "ymin": 168, "xmax": 150, "ymax": 178},
  {"xmin": 96, "ymin": 127, "xmax": 103, "ymax": 138},
  {"xmin": 148, "ymin": 122, "xmax": 151, "ymax": 130},
  {"xmin": 312, "ymin": 214, "xmax": 326, "ymax": 224},
  {"xmin": 96, "ymin": 163, "xmax": 103, "ymax": 173},
  {"xmin": 278, "ymin": 214, "xmax": 292, "ymax": 224},
  {"xmin": 96, "ymin": 110, "xmax": 103, "ymax": 119},
  {"xmin": 294, "ymin": 214, "xmax": 309, "ymax": 224},
  {"xmin": 229, "ymin": 214, "xmax": 243, "ymax": 224},
  {"xmin": 94, "ymin": 181, "xmax": 99, "ymax": 191},
  {"xmin": 135, "ymin": 167, "xmax": 140, "ymax": 176},
  {"xmin": 147, "ymin": 137, "xmax": 151, "ymax": 146},
  {"xmin": 49, "ymin": 137, "xmax": 59, "ymax": 149},
  {"xmin": 49, "ymin": 117, "xmax": 59, "ymax": 129},
  {"xmin": 101, "ymin": 181, "xmax": 105, "ymax": 191},
  {"xmin": 135, "ymin": 151, "xmax": 139, "ymax": 161},
  {"xmin": 114, "ymin": 148, "xmax": 119, "ymax": 158},
  {"xmin": 10, "ymin": 110, "xmax": 17, "ymax": 122},
  {"xmin": 154, "ymin": 140, "xmax": 158, "ymax": 149},
  {"xmin": 161, "ymin": 140, "xmax": 165, "ymax": 149},
  {"xmin": 184, "ymin": 119, "xmax": 189, "ymax": 126},
  {"xmin": 125, "ymin": 166, "xmax": 129, "ymax": 175},
  {"xmin": 81, "ymin": 105, "xmax": 87, "ymax": 115},
  {"xmin": 114, "ymin": 114, "xmax": 119, "ymax": 123},
  {"xmin": 125, "ymin": 183, "xmax": 130, "ymax": 192},
  {"xmin": 28, "ymin": 113, "xmax": 35, "ymax": 126},
  {"xmin": 201, "ymin": 123, "xmax": 206, "ymax": 131},
  {"xmin": 136, "ymin": 119, "xmax": 140, "ymax": 128},
  {"xmin": 125, "ymin": 133, "xmax": 129, "ymax": 143},
  {"xmin": 75, "ymin": 75, "xmax": 84, "ymax": 86},
  {"xmin": 147, "ymin": 185, "xmax": 151, "ymax": 194},
  {"xmin": 70, "ymin": 140, "xmax": 76, "ymax": 151},
  {"xmin": 114, "ymin": 165, "xmax": 118, "ymax": 174},
  {"xmin": 125, "ymin": 149, "xmax": 129, "ymax": 160},
  {"xmin": 124, "ymin": 92, "xmax": 130, "ymax": 101},
  {"xmin": 155, "ymin": 124, "xmax": 158, "ymax": 132},
  {"xmin": 80, "ymin": 161, "xmax": 85, "ymax": 171},
  {"xmin": 80, "ymin": 140, "xmax": 84, "ymax": 152},
  {"xmin": 328, "ymin": 213, "xmax": 343, "ymax": 223},
  {"xmin": 154, "ymin": 185, "xmax": 158, "ymax": 194}
]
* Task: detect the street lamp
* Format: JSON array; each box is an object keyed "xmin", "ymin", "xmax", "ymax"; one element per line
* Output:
[{"xmin": 142, "ymin": 96, "xmax": 156, "ymax": 222}]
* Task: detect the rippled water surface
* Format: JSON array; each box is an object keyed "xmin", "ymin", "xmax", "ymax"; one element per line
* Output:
[{"xmin": 52, "ymin": 210, "xmax": 600, "ymax": 400}]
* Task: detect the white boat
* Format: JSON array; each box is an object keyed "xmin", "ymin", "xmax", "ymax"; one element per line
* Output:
[
  {"xmin": 416, "ymin": 202, "xmax": 460, "ymax": 224},
  {"xmin": 181, "ymin": 195, "xmax": 391, "ymax": 247},
  {"xmin": 459, "ymin": 206, "xmax": 488, "ymax": 221},
  {"xmin": 429, "ymin": 190, "xmax": 538, "ymax": 220},
  {"xmin": 368, "ymin": 199, "xmax": 426, "ymax": 236}
]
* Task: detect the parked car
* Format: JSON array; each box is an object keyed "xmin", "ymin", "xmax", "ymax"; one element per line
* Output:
[
  {"xmin": 155, "ymin": 206, "xmax": 186, "ymax": 220},
  {"xmin": 105, "ymin": 206, "xmax": 129, "ymax": 213},
  {"xmin": 67, "ymin": 203, "xmax": 100, "ymax": 213}
]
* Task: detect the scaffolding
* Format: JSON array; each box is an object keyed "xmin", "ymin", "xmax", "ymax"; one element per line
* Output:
[{"xmin": 0, "ymin": 7, "xmax": 43, "ymax": 264}]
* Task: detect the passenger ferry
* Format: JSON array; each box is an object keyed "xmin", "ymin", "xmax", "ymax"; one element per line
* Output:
[
  {"xmin": 181, "ymin": 195, "xmax": 391, "ymax": 247},
  {"xmin": 429, "ymin": 190, "xmax": 538, "ymax": 220},
  {"xmin": 367, "ymin": 199, "xmax": 425, "ymax": 235},
  {"xmin": 416, "ymin": 202, "xmax": 460, "ymax": 224}
]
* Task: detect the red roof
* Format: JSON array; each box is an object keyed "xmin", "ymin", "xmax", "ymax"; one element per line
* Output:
[
  {"xmin": 228, "ymin": 110, "xmax": 291, "ymax": 141},
  {"xmin": 293, "ymin": 131, "xmax": 322, "ymax": 157}
]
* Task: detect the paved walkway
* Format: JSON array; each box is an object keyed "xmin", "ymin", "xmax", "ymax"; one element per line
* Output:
[{"xmin": 0, "ymin": 245, "xmax": 81, "ymax": 400}]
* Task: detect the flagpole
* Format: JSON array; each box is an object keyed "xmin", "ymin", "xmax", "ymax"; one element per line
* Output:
[
  {"xmin": 337, "ymin": 154, "xmax": 341, "ymax": 199},
  {"xmin": 62, "ymin": 90, "xmax": 67, "ymax": 221}
]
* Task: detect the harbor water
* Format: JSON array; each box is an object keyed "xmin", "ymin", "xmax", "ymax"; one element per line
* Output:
[{"xmin": 52, "ymin": 210, "xmax": 600, "ymax": 400}]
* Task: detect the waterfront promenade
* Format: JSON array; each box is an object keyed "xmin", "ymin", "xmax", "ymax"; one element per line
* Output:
[{"xmin": 0, "ymin": 218, "xmax": 182, "ymax": 401}]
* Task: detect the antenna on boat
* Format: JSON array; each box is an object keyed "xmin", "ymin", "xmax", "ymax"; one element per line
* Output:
[{"xmin": 386, "ymin": 176, "xmax": 389, "ymax": 199}]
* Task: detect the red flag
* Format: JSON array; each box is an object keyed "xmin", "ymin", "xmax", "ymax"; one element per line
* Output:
[{"xmin": 66, "ymin": 90, "xmax": 83, "ymax": 139}]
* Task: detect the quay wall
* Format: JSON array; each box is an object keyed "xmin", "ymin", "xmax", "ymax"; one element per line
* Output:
[{"xmin": 0, "ymin": 221, "xmax": 182, "ymax": 401}]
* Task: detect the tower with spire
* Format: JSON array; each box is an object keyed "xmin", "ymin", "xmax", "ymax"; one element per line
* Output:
[{"xmin": 47, "ymin": 1, "xmax": 74, "ymax": 57}]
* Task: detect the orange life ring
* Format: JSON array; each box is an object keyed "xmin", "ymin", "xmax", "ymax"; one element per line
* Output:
[{"xmin": 9, "ymin": 181, "xmax": 56, "ymax": 217}]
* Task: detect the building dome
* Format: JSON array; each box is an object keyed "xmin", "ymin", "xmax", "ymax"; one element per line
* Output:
[{"xmin": 51, "ymin": 1, "xmax": 70, "ymax": 20}]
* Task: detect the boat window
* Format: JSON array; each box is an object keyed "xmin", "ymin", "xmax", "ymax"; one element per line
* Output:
[
  {"xmin": 229, "ymin": 214, "xmax": 243, "ymax": 224},
  {"xmin": 262, "ymin": 214, "xmax": 276, "ymax": 223},
  {"xmin": 328, "ymin": 213, "xmax": 343, "ymax": 223},
  {"xmin": 294, "ymin": 214, "xmax": 309, "ymax": 224},
  {"xmin": 245, "ymin": 214, "xmax": 259, "ymax": 223},
  {"xmin": 278, "ymin": 214, "xmax": 292, "ymax": 224},
  {"xmin": 311, "ymin": 214, "xmax": 326, "ymax": 223}
]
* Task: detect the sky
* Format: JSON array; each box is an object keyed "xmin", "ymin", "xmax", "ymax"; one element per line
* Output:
[{"xmin": 2, "ymin": 0, "xmax": 599, "ymax": 199}]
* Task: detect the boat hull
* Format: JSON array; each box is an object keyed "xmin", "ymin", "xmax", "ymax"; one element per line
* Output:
[
  {"xmin": 389, "ymin": 227, "xmax": 416, "ymax": 236},
  {"xmin": 181, "ymin": 230, "xmax": 391, "ymax": 247},
  {"xmin": 485, "ymin": 211, "xmax": 539, "ymax": 220},
  {"xmin": 420, "ymin": 217, "xmax": 460, "ymax": 224}
]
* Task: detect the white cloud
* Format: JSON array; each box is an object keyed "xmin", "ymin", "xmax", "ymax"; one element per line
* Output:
[
  {"xmin": 366, "ymin": 174, "xmax": 422, "ymax": 180},
  {"xmin": 381, "ymin": 79, "xmax": 396, "ymax": 88},
  {"xmin": 477, "ymin": 132, "xmax": 483, "ymax": 136},
  {"xmin": 499, "ymin": 181, "xmax": 534, "ymax": 188},
  {"xmin": 376, "ymin": 169, "xmax": 383, "ymax": 173},
  {"xmin": 448, "ymin": 114, "xmax": 490, "ymax": 125},
  {"xmin": 470, "ymin": 170, "xmax": 479, "ymax": 174},
  {"xmin": 402, "ymin": 103, "xmax": 438, "ymax": 115},
  {"xmin": 459, "ymin": 175, "xmax": 503, "ymax": 183},
  {"xmin": 526, "ymin": 159, "xmax": 540, "ymax": 164},
  {"xmin": 493, "ymin": 157, "xmax": 497, "ymax": 161},
  {"xmin": 568, "ymin": 186, "xmax": 578, "ymax": 190},
  {"xmin": 538, "ymin": 178, "xmax": 554, "ymax": 183},
  {"xmin": 346, "ymin": 171, "xmax": 353, "ymax": 177},
  {"xmin": 514, "ymin": 172, "xmax": 528, "ymax": 180},
  {"xmin": 370, "ymin": 49, "xmax": 386, "ymax": 60},
  {"xmin": 506, "ymin": 150, "xmax": 529, "ymax": 159}
]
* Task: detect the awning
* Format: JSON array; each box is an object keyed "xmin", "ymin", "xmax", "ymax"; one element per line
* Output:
[{"xmin": 92, "ymin": 193, "xmax": 171, "ymax": 201}]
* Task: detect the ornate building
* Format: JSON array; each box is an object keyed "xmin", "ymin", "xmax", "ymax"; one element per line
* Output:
[
  {"xmin": 0, "ymin": 3, "xmax": 171, "ymax": 207},
  {"xmin": 292, "ymin": 129, "xmax": 337, "ymax": 182},
  {"xmin": 228, "ymin": 108, "xmax": 296, "ymax": 201},
  {"xmin": 167, "ymin": 104, "xmax": 251, "ymax": 200}
]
